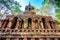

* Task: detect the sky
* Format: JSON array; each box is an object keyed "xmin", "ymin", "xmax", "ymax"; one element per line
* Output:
[
  {"xmin": 15, "ymin": 0, "xmax": 43, "ymax": 11},
  {"xmin": 14, "ymin": 0, "xmax": 55, "ymax": 18}
]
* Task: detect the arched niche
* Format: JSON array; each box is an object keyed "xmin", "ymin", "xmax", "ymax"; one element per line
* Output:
[
  {"xmin": 4, "ymin": 19, "xmax": 9, "ymax": 28},
  {"xmin": 49, "ymin": 21, "xmax": 53, "ymax": 29},
  {"xmin": 18, "ymin": 18, "xmax": 24, "ymax": 29},
  {"xmin": 21, "ymin": 19, "xmax": 24, "ymax": 29},
  {"xmin": 41, "ymin": 18, "xmax": 46, "ymax": 29},
  {"xmin": 11, "ymin": 17, "xmax": 18, "ymax": 29},
  {"xmin": 28, "ymin": 18, "xmax": 32, "ymax": 29},
  {"xmin": 34, "ymin": 19, "xmax": 38, "ymax": 29}
]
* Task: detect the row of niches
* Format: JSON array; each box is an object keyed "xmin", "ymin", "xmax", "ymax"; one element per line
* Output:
[
  {"xmin": 0, "ymin": 17, "xmax": 57, "ymax": 29},
  {"xmin": 9, "ymin": 17, "xmax": 56, "ymax": 29},
  {"xmin": 0, "ymin": 37, "xmax": 60, "ymax": 40},
  {"xmin": 0, "ymin": 29, "xmax": 60, "ymax": 33}
]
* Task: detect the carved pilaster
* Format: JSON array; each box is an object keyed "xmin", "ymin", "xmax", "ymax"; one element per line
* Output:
[
  {"xmin": 18, "ymin": 19, "xmax": 22, "ymax": 29},
  {"xmin": 24, "ymin": 19, "xmax": 28, "ymax": 29},
  {"xmin": 2, "ymin": 19, "xmax": 9, "ymax": 29},
  {"xmin": 51, "ymin": 21, "xmax": 55, "ymax": 29},
  {"xmin": 2, "ymin": 20, "xmax": 7, "ymax": 29},
  {"xmin": 15, "ymin": 19, "xmax": 19, "ymax": 29},
  {"xmin": 45, "ymin": 21, "xmax": 51, "ymax": 29},
  {"xmin": 6, "ymin": 21, "xmax": 10, "ymax": 29},
  {"xmin": 0, "ymin": 20, "xmax": 5, "ymax": 28},
  {"xmin": 35, "ymin": 20, "xmax": 39, "ymax": 29},
  {"xmin": 38, "ymin": 20, "xmax": 42, "ymax": 29},
  {"xmin": 21, "ymin": 19, "xmax": 24, "ymax": 29},
  {"xmin": 40, "ymin": 21, "xmax": 44, "ymax": 29},
  {"xmin": 15, "ymin": 18, "xmax": 24, "ymax": 29},
  {"xmin": 8, "ymin": 18, "xmax": 13, "ymax": 29},
  {"xmin": 53, "ymin": 21, "xmax": 58, "ymax": 29},
  {"xmin": 32, "ymin": 19, "xmax": 36, "ymax": 29},
  {"xmin": 0, "ymin": 20, "xmax": 3, "ymax": 28}
]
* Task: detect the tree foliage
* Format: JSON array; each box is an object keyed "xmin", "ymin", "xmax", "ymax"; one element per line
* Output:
[
  {"xmin": 42, "ymin": 0, "xmax": 60, "ymax": 27},
  {"xmin": 42, "ymin": 0, "xmax": 60, "ymax": 8},
  {"xmin": 34, "ymin": 4, "xmax": 51, "ymax": 16},
  {"xmin": 0, "ymin": 0, "xmax": 22, "ymax": 15},
  {"xmin": 39, "ymin": 4, "xmax": 51, "ymax": 16},
  {"xmin": 34, "ymin": 7, "xmax": 39, "ymax": 13}
]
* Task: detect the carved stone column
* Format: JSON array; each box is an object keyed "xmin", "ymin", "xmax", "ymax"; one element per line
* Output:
[
  {"xmin": 15, "ymin": 19, "xmax": 19, "ymax": 29},
  {"xmin": 0, "ymin": 21, "xmax": 1, "ymax": 28},
  {"xmin": 38, "ymin": 20, "xmax": 42, "ymax": 29},
  {"xmin": 53, "ymin": 21, "xmax": 58, "ymax": 29},
  {"xmin": 20, "ymin": 19, "xmax": 24, "ymax": 29},
  {"xmin": 0, "ymin": 20, "xmax": 5, "ymax": 29},
  {"xmin": 0, "ymin": 20, "xmax": 3, "ymax": 28},
  {"xmin": 32, "ymin": 19, "xmax": 36, "ymax": 29},
  {"xmin": 2, "ymin": 20, "xmax": 7, "ymax": 29},
  {"xmin": 18, "ymin": 19, "xmax": 22, "ymax": 29},
  {"xmin": 6, "ymin": 20, "xmax": 10, "ymax": 29},
  {"xmin": 8, "ymin": 18, "xmax": 13, "ymax": 29},
  {"xmin": 45, "ymin": 21, "xmax": 51, "ymax": 29},
  {"xmin": 24, "ymin": 19, "xmax": 28, "ymax": 29},
  {"xmin": 35, "ymin": 20, "xmax": 39, "ymax": 29},
  {"xmin": 2, "ymin": 19, "xmax": 9, "ymax": 29},
  {"xmin": 40, "ymin": 21, "xmax": 44, "ymax": 29},
  {"xmin": 15, "ymin": 18, "xmax": 24, "ymax": 29},
  {"xmin": 32, "ymin": 19, "xmax": 39, "ymax": 29},
  {"xmin": 51, "ymin": 21, "xmax": 55, "ymax": 29}
]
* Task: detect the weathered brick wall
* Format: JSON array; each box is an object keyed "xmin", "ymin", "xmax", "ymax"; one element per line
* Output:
[{"xmin": 0, "ymin": 12, "xmax": 58, "ymax": 29}]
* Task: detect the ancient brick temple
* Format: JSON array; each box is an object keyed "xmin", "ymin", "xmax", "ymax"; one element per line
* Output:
[{"xmin": 0, "ymin": 3, "xmax": 60, "ymax": 40}]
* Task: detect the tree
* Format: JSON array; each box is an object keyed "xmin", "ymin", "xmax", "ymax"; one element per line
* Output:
[
  {"xmin": 42, "ymin": 0, "xmax": 60, "ymax": 27},
  {"xmin": 34, "ymin": 7, "xmax": 39, "ymax": 13},
  {"xmin": 39, "ymin": 4, "xmax": 51, "ymax": 16},
  {"xmin": 42, "ymin": 0, "xmax": 60, "ymax": 7},
  {"xmin": 0, "ymin": 0, "xmax": 22, "ymax": 15},
  {"xmin": 34, "ymin": 4, "xmax": 51, "ymax": 16},
  {"xmin": 55, "ymin": 9, "xmax": 60, "ymax": 28}
]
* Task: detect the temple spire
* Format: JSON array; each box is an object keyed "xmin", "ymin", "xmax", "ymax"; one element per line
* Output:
[
  {"xmin": 25, "ymin": 2, "xmax": 34, "ymax": 12},
  {"xmin": 29, "ymin": 2, "xmax": 31, "ymax": 6}
]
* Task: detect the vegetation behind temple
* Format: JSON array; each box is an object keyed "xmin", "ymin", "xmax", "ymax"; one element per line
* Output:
[
  {"xmin": 42, "ymin": 0, "xmax": 60, "ymax": 28},
  {"xmin": 0, "ymin": 0, "xmax": 22, "ymax": 16}
]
